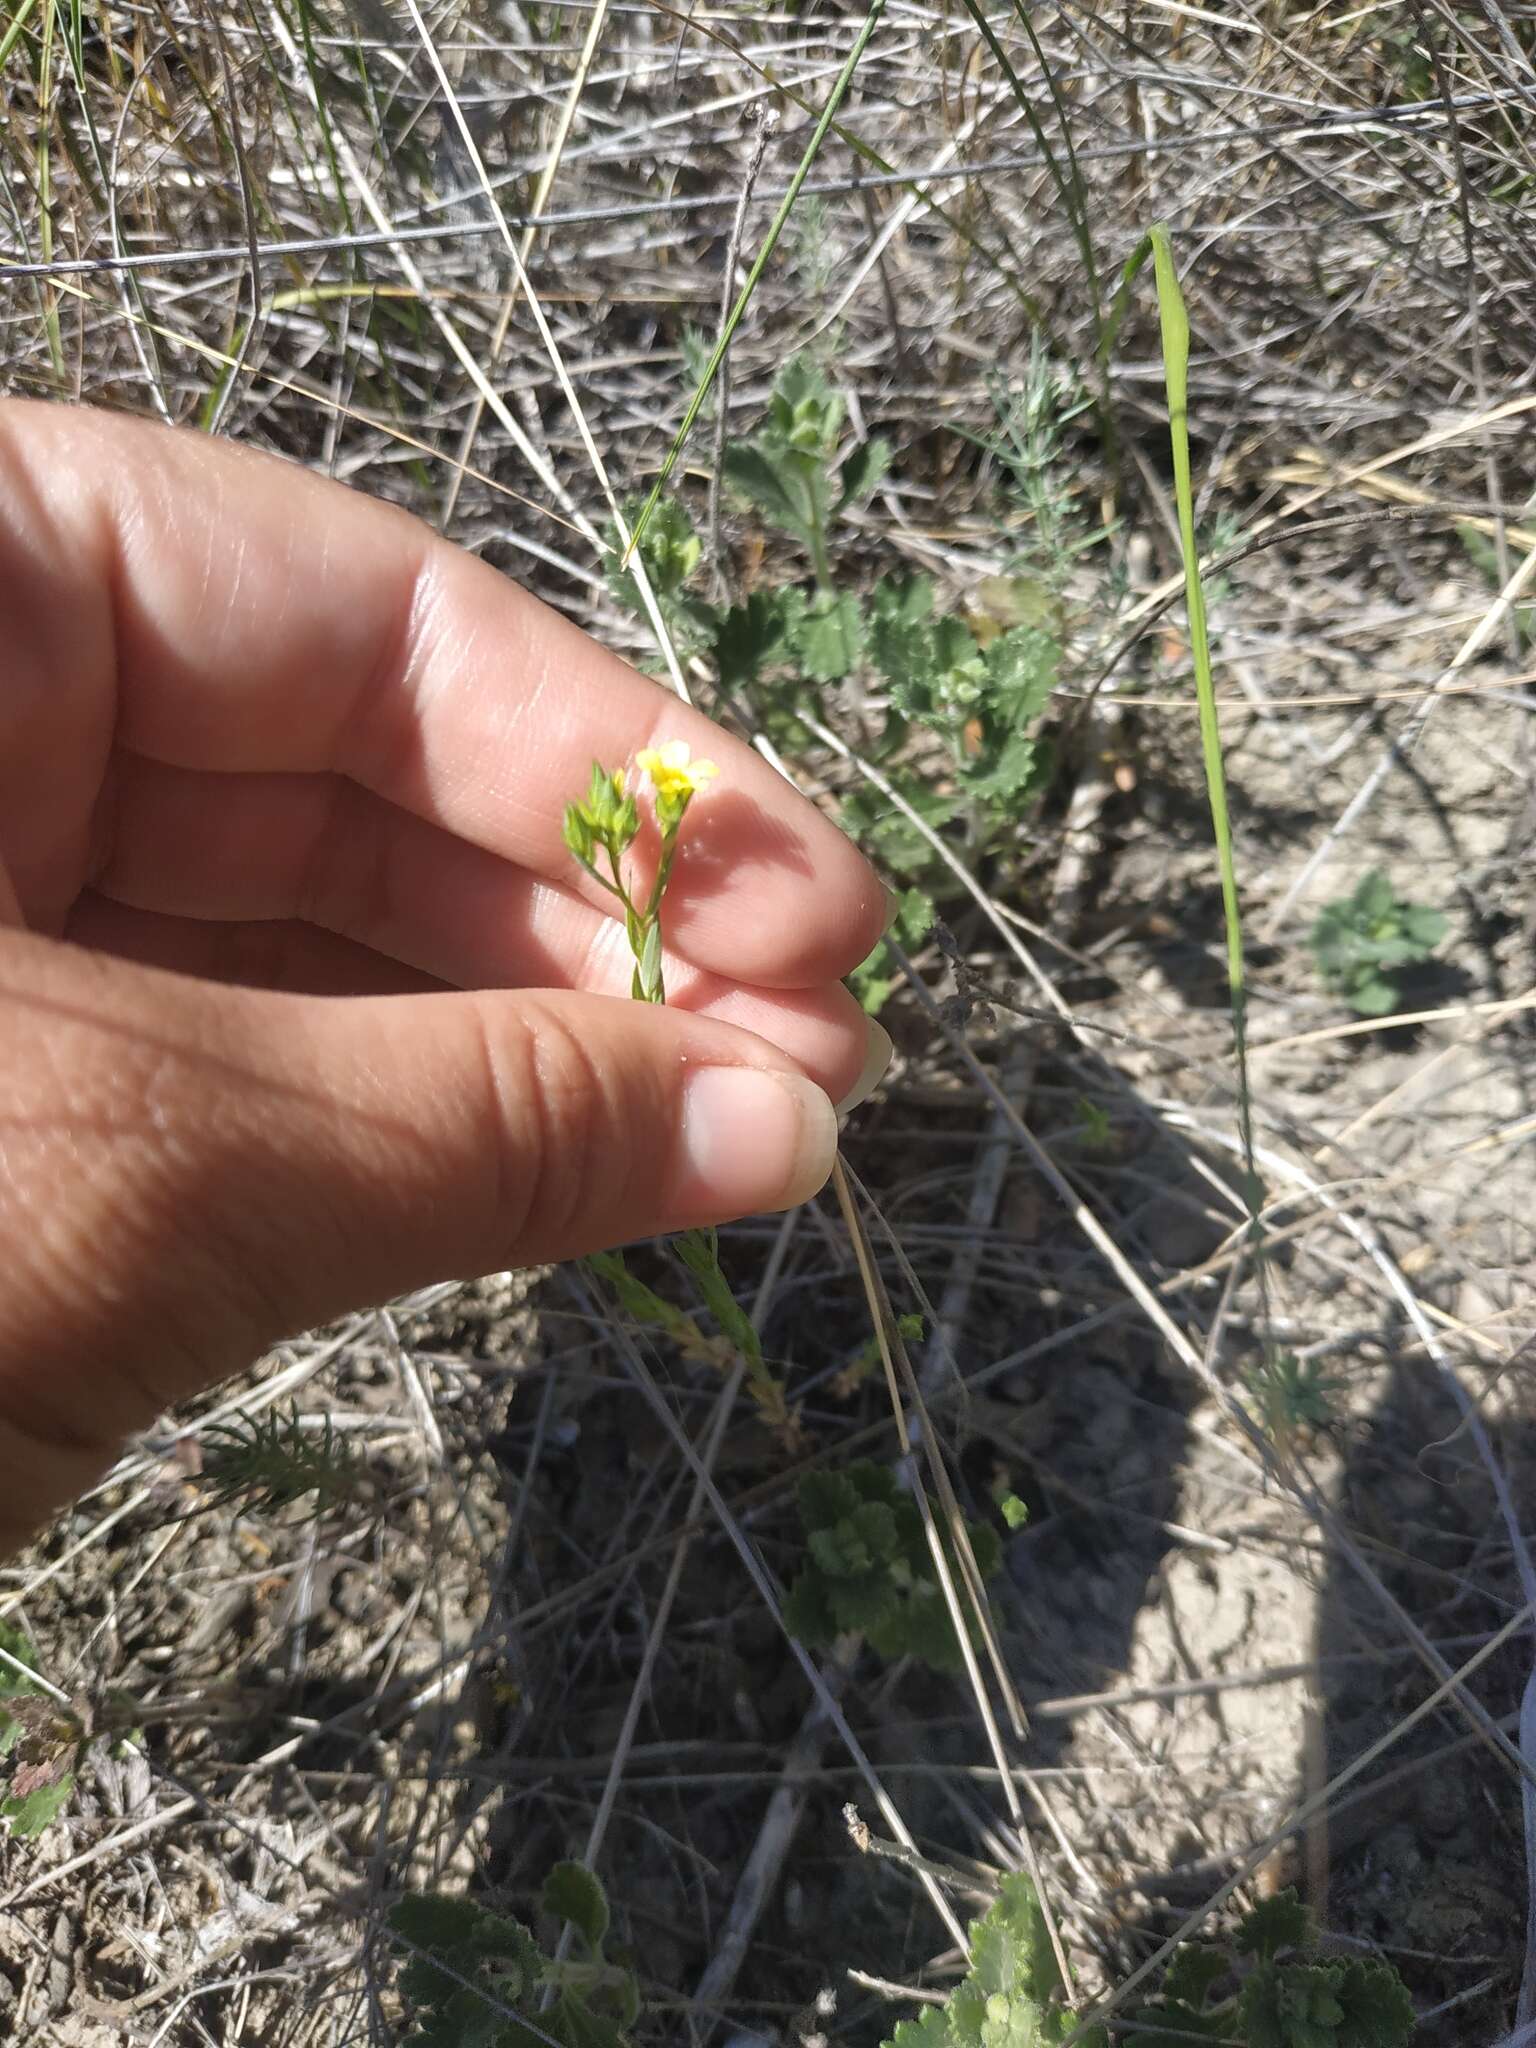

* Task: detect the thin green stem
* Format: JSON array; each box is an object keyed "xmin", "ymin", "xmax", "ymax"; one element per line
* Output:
[
  {"xmin": 809, "ymin": 515, "xmax": 834, "ymax": 596},
  {"xmin": 1150, "ymin": 226, "xmax": 1262, "ymax": 1233}
]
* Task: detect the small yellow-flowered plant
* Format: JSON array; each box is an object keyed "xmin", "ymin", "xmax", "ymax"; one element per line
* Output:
[
  {"xmin": 567, "ymin": 739, "xmax": 800, "ymax": 1443},
  {"xmin": 635, "ymin": 740, "xmax": 718, "ymax": 808},
  {"xmin": 563, "ymin": 739, "xmax": 714, "ymax": 1004}
]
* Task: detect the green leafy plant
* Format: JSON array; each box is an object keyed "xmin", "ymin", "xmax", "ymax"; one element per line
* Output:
[
  {"xmin": 831, "ymin": 1312, "xmax": 926, "ymax": 1398},
  {"xmin": 974, "ymin": 341, "xmax": 1100, "ymax": 578},
  {"xmin": 1071, "ymin": 1096, "xmax": 1115, "ymax": 1154},
  {"xmin": 1246, "ymin": 1351, "xmax": 1343, "ymax": 1444},
  {"xmin": 1125, "ymin": 1890, "xmax": 1415, "ymax": 2047},
  {"xmin": 721, "ymin": 355, "xmax": 888, "ymax": 592},
  {"xmin": 784, "ymin": 1460, "xmax": 1001, "ymax": 1672},
  {"xmin": 390, "ymin": 1862, "xmax": 638, "ymax": 2048},
  {"xmin": 584, "ymin": 1247, "xmax": 730, "ymax": 1369},
  {"xmin": 882, "ymin": 1872, "xmax": 1106, "ymax": 2046},
  {"xmin": 588, "ymin": 1237, "xmax": 795, "ymax": 1441},
  {"xmin": 599, "ymin": 360, "xmax": 1072, "ymax": 966},
  {"xmin": 1309, "ymin": 871, "xmax": 1446, "ymax": 1017},
  {"xmin": 196, "ymin": 1402, "xmax": 365, "ymax": 1516},
  {"xmin": 603, "ymin": 494, "xmax": 716, "ymax": 657},
  {"xmin": 0, "ymin": 1623, "xmax": 81, "ymax": 1839},
  {"xmin": 868, "ymin": 574, "xmax": 1060, "ymax": 808}
]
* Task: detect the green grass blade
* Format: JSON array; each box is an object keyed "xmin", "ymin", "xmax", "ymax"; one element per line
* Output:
[
  {"xmin": 1150, "ymin": 224, "xmax": 1260, "ymax": 1219},
  {"xmin": 1100, "ymin": 230, "xmax": 1154, "ymax": 372},
  {"xmin": 0, "ymin": 0, "xmax": 42, "ymax": 72},
  {"xmin": 625, "ymin": 0, "xmax": 886, "ymax": 562}
]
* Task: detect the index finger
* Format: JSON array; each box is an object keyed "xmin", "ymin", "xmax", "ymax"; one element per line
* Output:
[{"xmin": 0, "ymin": 401, "xmax": 888, "ymax": 989}]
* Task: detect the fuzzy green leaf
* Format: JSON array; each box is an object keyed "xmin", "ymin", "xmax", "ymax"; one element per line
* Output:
[
  {"xmin": 1164, "ymin": 1946, "xmax": 1233, "ymax": 2009},
  {"xmin": 830, "ymin": 1569, "xmax": 909, "ymax": 1637},
  {"xmin": 798, "ymin": 1468, "xmax": 865, "ymax": 1533},
  {"xmin": 836, "ymin": 435, "xmax": 891, "ymax": 512},
  {"xmin": 789, "ymin": 589, "xmax": 866, "ymax": 681},
  {"xmin": 838, "ymin": 774, "xmax": 960, "ymax": 878},
  {"xmin": 1332, "ymin": 1958, "xmax": 1416, "ymax": 2047},
  {"xmin": 0, "ymin": 1623, "xmax": 43, "ymax": 1747},
  {"xmin": 1240, "ymin": 1961, "xmax": 1346, "ymax": 2048},
  {"xmin": 4, "ymin": 1771, "xmax": 74, "ymax": 1840},
  {"xmin": 811, "ymin": 1498, "xmax": 902, "ymax": 1575},
  {"xmin": 543, "ymin": 1862, "xmax": 609, "ymax": 1955},
  {"xmin": 849, "ymin": 886, "xmax": 933, "ymax": 1017},
  {"xmin": 391, "ymin": 1887, "xmax": 635, "ymax": 2048},
  {"xmin": 721, "ymin": 441, "xmax": 817, "ymax": 550},
  {"xmin": 712, "ymin": 588, "xmax": 802, "ymax": 688},
  {"xmin": 769, "ymin": 356, "xmax": 842, "ymax": 458},
  {"xmin": 1125, "ymin": 1942, "xmax": 1240, "ymax": 2048},
  {"xmin": 603, "ymin": 497, "xmax": 714, "ymax": 658},
  {"xmin": 1124, "ymin": 2001, "xmax": 1238, "ymax": 2046},
  {"xmin": 604, "ymin": 494, "xmax": 699, "ymax": 605},
  {"xmin": 869, "ymin": 571, "xmax": 936, "ymax": 635},
  {"xmin": 889, "ymin": 2011, "xmax": 954, "ymax": 2046},
  {"xmin": 1310, "ymin": 872, "xmax": 1444, "ymax": 1015},
  {"xmin": 783, "ymin": 1567, "xmax": 840, "ymax": 1646},
  {"xmin": 983, "ymin": 626, "xmax": 1059, "ymax": 724},
  {"xmin": 893, "ymin": 1588, "xmax": 965, "ymax": 1672},
  {"xmin": 1130, "ymin": 1895, "xmax": 1412, "ymax": 2048},
  {"xmin": 791, "ymin": 1460, "xmax": 1000, "ymax": 1672},
  {"xmin": 0, "ymin": 1627, "xmax": 37, "ymax": 1691},
  {"xmin": 1237, "ymin": 1892, "xmax": 1313, "ymax": 1964},
  {"xmin": 881, "ymin": 1876, "xmax": 1106, "ymax": 2047},
  {"xmin": 1399, "ymin": 904, "xmax": 1447, "ymax": 950},
  {"xmin": 1349, "ymin": 975, "xmax": 1399, "ymax": 1017},
  {"xmin": 392, "ymin": 1891, "xmax": 543, "ymax": 2044}
]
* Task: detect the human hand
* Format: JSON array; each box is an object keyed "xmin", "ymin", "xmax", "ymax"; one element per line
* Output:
[{"xmin": 0, "ymin": 403, "xmax": 890, "ymax": 1547}]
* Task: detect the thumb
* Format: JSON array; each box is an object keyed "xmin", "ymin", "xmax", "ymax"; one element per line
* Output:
[{"xmin": 0, "ymin": 929, "xmax": 835, "ymax": 1530}]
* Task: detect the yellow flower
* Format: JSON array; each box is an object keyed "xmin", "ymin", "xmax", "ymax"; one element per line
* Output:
[{"xmin": 635, "ymin": 739, "xmax": 718, "ymax": 804}]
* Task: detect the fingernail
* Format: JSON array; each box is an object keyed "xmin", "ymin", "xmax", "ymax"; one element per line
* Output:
[
  {"xmin": 836, "ymin": 1019, "xmax": 893, "ymax": 1117},
  {"xmin": 681, "ymin": 1066, "xmax": 836, "ymax": 1215},
  {"xmin": 881, "ymin": 885, "xmax": 902, "ymax": 934}
]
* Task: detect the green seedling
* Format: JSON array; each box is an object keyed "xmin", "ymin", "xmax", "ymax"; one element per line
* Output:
[
  {"xmin": 784, "ymin": 1459, "xmax": 1001, "ymax": 1673},
  {"xmin": 831, "ymin": 1312, "xmax": 926, "ymax": 1397},
  {"xmin": 868, "ymin": 573, "xmax": 1060, "ymax": 807},
  {"xmin": 391, "ymin": 1862, "xmax": 639, "ymax": 2048},
  {"xmin": 1072, "ymin": 1096, "xmax": 1115, "ymax": 1153},
  {"xmin": 882, "ymin": 1872, "xmax": 1106, "ymax": 2046},
  {"xmin": 721, "ymin": 354, "xmax": 888, "ymax": 592},
  {"xmin": 0, "ymin": 1623, "xmax": 81, "ymax": 1839},
  {"xmin": 1125, "ymin": 1888, "xmax": 1414, "ymax": 2048},
  {"xmin": 1247, "ymin": 1351, "xmax": 1343, "ymax": 1445},
  {"xmin": 196, "ymin": 1402, "xmax": 365, "ymax": 1516},
  {"xmin": 603, "ymin": 494, "xmax": 716, "ymax": 657},
  {"xmin": 1309, "ymin": 870, "xmax": 1446, "ymax": 1017}
]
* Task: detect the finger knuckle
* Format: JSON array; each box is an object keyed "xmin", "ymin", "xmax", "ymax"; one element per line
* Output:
[{"xmin": 479, "ymin": 996, "xmax": 638, "ymax": 1256}]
